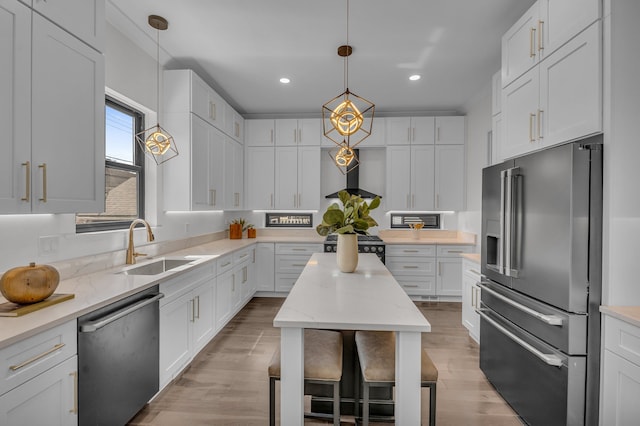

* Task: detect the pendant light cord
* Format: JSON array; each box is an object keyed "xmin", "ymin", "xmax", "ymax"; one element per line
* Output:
[
  {"xmin": 344, "ymin": 0, "xmax": 350, "ymax": 91},
  {"xmin": 156, "ymin": 28, "xmax": 160, "ymax": 127}
]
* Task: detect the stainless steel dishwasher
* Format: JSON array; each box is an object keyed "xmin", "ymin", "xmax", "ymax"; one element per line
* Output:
[{"xmin": 78, "ymin": 286, "xmax": 164, "ymax": 425}]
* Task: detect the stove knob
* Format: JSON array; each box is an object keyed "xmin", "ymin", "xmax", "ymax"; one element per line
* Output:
[
  {"xmin": 364, "ymin": 246, "xmax": 370, "ymax": 252},
  {"xmin": 378, "ymin": 246, "xmax": 384, "ymax": 253}
]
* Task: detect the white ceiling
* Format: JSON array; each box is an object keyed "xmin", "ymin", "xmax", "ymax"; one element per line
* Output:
[{"xmin": 106, "ymin": 0, "xmax": 535, "ymax": 118}]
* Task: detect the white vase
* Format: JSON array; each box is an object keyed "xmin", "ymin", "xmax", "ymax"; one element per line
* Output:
[{"xmin": 337, "ymin": 234, "xmax": 358, "ymax": 273}]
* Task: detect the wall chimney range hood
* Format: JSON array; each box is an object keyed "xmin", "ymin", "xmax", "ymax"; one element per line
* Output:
[{"xmin": 325, "ymin": 149, "xmax": 381, "ymax": 199}]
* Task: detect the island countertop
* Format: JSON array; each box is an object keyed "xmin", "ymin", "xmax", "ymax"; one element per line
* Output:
[{"xmin": 274, "ymin": 253, "xmax": 430, "ymax": 332}]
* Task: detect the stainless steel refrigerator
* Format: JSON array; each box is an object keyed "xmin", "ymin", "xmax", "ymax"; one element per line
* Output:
[{"xmin": 480, "ymin": 136, "xmax": 602, "ymax": 426}]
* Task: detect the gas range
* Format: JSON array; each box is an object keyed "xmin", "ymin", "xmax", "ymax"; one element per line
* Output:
[{"xmin": 323, "ymin": 234, "xmax": 386, "ymax": 264}]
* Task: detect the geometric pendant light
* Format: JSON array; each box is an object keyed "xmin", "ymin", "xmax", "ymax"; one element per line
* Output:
[
  {"xmin": 322, "ymin": 0, "xmax": 374, "ymax": 171},
  {"xmin": 135, "ymin": 15, "xmax": 178, "ymax": 165}
]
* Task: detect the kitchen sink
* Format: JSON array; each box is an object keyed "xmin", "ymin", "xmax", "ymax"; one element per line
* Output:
[{"xmin": 119, "ymin": 258, "xmax": 194, "ymax": 276}]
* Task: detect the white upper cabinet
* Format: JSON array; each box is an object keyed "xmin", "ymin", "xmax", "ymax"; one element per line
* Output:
[
  {"xmin": 224, "ymin": 138, "xmax": 243, "ymax": 210},
  {"xmin": 0, "ymin": 0, "xmax": 31, "ymax": 213},
  {"xmin": 245, "ymin": 119, "xmax": 275, "ymax": 146},
  {"xmin": 386, "ymin": 117, "xmax": 435, "ymax": 145},
  {"xmin": 274, "ymin": 146, "xmax": 320, "ymax": 210},
  {"xmin": 386, "ymin": 145, "xmax": 435, "ymax": 211},
  {"xmin": 32, "ymin": 0, "xmax": 104, "ymax": 52},
  {"xmin": 321, "ymin": 116, "xmax": 386, "ymax": 147},
  {"xmin": 0, "ymin": 0, "xmax": 105, "ymax": 215},
  {"xmin": 225, "ymin": 103, "xmax": 244, "ymax": 143},
  {"xmin": 275, "ymin": 119, "xmax": 321, "ymax": 146},
  {"xmin": 492, "ymin": 71, "xmax": 502, "ymax": 116},
  {"xmin": 435, "ymin": 145, "xmax": 465, "ymax": 211},
  {"xmin": 500, "ymin": 21, "xmax": 601, "ymax": 160},
  {"xmin": 502, "ymin": 0, "xmax": 600, "ymax": 88},
  {"xmin": 435, "ymin": 116, "xmax": 465, "ymax": 145},
  {"xmin": 245, "ymin": 147, "xmax": 275, "ymax": 210}
]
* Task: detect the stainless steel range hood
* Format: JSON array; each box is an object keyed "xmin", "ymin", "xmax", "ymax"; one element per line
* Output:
[{"xmin": 325, "ymin": 149, "xmax": 381, "ymax": 199}]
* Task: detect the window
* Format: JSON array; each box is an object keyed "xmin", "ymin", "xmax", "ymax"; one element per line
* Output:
[{"xmin": 76, "ymin": 97, "xmax": 145, "ymax": 232}]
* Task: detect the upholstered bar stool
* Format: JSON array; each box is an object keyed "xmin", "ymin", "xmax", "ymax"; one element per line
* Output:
[
  {"xmin": 268, "ymin": 329, "xmax": 343, "ymax": 426},
  {"xmin": 354, "ymin": 330, "xmax": 438, "ymax": 426}
]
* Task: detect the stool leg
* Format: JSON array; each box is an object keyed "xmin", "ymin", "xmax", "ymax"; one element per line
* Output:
[
  {"xmin": 362, "ymin": 382, "xmax": 369, "ymax": 426},
  {"xmin": 333, "ymin": 381, "xmax": 340, "ymax": 426},
  {"xmin": 429, "ymin": 383, "xmax": 437, "ymax": 426},
  {"xmin": 270, "ymin": 377, "xmax": 276, "ymax": 426}
]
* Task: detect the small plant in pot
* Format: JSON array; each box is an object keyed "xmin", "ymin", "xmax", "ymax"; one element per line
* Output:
[
  {"xmin": 316, "ymin": 190, "xmax": 381, "ymax": 272},
  {"xmin": 230, "ymin": 218, "xmax": 253, "ymax": 239}
]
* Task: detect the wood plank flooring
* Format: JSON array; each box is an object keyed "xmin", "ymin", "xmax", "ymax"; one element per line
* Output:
[{"xmin": 129, "ymin": 298, "xmax": 522, "ymax": 425}]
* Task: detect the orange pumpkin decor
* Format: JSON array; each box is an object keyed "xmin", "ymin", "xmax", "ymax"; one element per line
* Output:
[{"xmin": 0, "ymin": 262, "xmax": 60, "ymax": 304}]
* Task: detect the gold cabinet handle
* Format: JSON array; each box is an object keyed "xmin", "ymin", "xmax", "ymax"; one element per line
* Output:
[
  {"xmin": 210, "ymin": 189, "xmax": 216, "ymax": 206},
  {"xmin": 293, "ymin": 129, "xmax": 297, "ymax": 143},
  {"xmin": 412, "ymin": 127, "xmax": 416, "ymax": 141},
  {"xmin": 529, "ymin": 27, "xmax": 536, "ymax": 58},
  {"xmin": 471, "ymin": 285, "xmax": 476, "ymax": 308},
  {"xmin": 436, "ymin": 194, "xmax": 439, "ymax": 209},
  {"xmin": 221, "ymin": 261, "xmax": 231, "ymax": 267},
  {"xmin": 270, "ymin": 129, "xmax": 274, "ymax": 144},
  {"xmin": 437, "ymin": 126, "xmax": 440, "ymax": 142},
  {"xmin": 10, "ymin": 343, "xmax": 65, "ymax": 371},
  {"xmin": 232, "ymin": 274, "xmax": 235, "ymax": 291},
  {"xmin": 38, "ymin": 163, "xmax": 47, "ymax": 202},
  {"xmin": 538, "ymin": 20, "xmax": 544, "ymax": 52},
  {"xmin": 529, "ymin": 113, "xmax": 536, "ymax": 142},
  {"xmin": 447, "ymin": 250, "xmax": 464, "ymax": 254},
  {"xmin": 404, "ymin": 284, "xmax": 419, "ymax": 288},
  {"xmin": 209, "ymin": 101, "xmax": 216, "ymax": 120},
  {"xmin": 438, "ymin": 262, "xmax": 442, "ymax": 276},
  {"xmin": 403, "ymin": 249, "xmax": 419, "ymax": 253},
  {"xmin": 195, "ymin": 295, "xmax": 200, "ymax": 319},
  {"xmin": 70, "ymin": 371, "xmax": 78, "ymax": 414},
  {"xmin": 190, "ymin": 298, "xmax": 195, "ymax": 322},
  {"xmin": 243, "ymin": 266, "xmax": 247, "ymax": 283},
  {"xmin": 537, "ymin": 109, "xmax": 544, "ymax": 139},
  {"xmin": 403, "ymin": 265, "xmax": 419, "ymax": 269},
  {"xmin": 270, "ymin": 193, "xmax": 274, "ymax": 208},
  {"xmin": 21, "ymin": 161, "xmax": 30, "ymax": 202}
]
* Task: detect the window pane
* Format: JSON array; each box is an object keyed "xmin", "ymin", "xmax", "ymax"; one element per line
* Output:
[
  {"xmin": 76, "ymin": 166, "xmax": 139, "ymax": 224},
  {"xmin": 106, "ymin": 105, "xmax": 135, "ymax": 165}
]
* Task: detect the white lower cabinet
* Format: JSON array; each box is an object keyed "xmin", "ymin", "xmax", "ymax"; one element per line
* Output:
[
  {"xmin": 461, "ymin": 258, "xmax": 481, "ymax": 343},
  {"xmin": 159, "ymin": 264, "xmax": 216, "ymax": 389},
  {"xmin": 0, "ymin": 320, "xmax": 78, "ymax": 426},
  {"xmin": 255, "ymin": 243, "xmax": 275, "ymax": 292},
  {"xmin": 274, "ymin": 243, "xmax": 322, "ymax": 293},
  {"xmin": 215, "ymin": 269, "xmax": 233, "ymax": 331},
  {"xmin": 601, "ymin": 315, "xmax": 640, "ymax": 425},
  {"xmin": 387, "ymin": 244, "xmax": 472, "ymax": 298}
]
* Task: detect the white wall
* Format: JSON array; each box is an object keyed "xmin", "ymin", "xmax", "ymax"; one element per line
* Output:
[{"xmin": 457, "ymin": 80, "xmax": 494, "ymax": 251}]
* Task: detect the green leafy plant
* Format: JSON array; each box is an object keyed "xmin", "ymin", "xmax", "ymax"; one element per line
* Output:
[
  {"xmin": 316, "ymin": 190, "xmax": 381, "ymax": 236},
  {"xmin": 231, "ymin": 218, "xmax": 253, "ymax": 232}
]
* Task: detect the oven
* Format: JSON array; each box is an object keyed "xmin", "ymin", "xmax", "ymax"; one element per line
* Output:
[{"xmin": 323, "ymin": 235, "xmax": 385, "ymax": 264}]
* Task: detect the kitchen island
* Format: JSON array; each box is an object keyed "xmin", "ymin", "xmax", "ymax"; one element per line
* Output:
[{"xmin": 273, "ymin": 252, "xmax": 431, "ymax": 425}]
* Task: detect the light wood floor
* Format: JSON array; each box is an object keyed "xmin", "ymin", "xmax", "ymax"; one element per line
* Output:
[{"xmin": 129, "ymin": 298, "xmax": 523, "ymax": 425}]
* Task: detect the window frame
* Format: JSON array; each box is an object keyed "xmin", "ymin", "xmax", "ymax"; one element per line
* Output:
[{"xmin": 76, "ymin": 96, "xmax": 146, "ymax": 233}]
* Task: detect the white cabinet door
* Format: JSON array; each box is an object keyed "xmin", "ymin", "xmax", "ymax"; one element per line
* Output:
[
  {"xmin": 0, "ymin": 355, "xmax": 77, "ymax": 426},
  {"xmin": 275, "ymin": 119, "xmax": 298, "ymax": 146},
  {"xmin": 231, "ymin": 265, "xmax": 244, "ymax": 313},
  {"xmin": 255, "ymin": 243, "xmax": 275, "ymax": 292},
  {"xmin": 386, "ymin": 146, "xmax": 411, "ymax": 209},
  {"xmin": 539, "ymin": 22, "xmax": 601, "ymax": 147},
  {"xmin": 191, "ymin": 116, "xmax": 212, "ymax": 210},
  {"xmin": 411, "ymin": 146, "xmax": 435, "ymax": 210},
  {"xmin": 435, "ymin": 117, "xmax": 465, "ymax": 145},
  {"xmin": 491, "ymin": 113, "xmax": 502, "ymax": 165},
  {"xmin": 601, "ymin": 350, "xmax": 640, "ymax": 425},
  {"xmin": 192, "ymin": 278, "xmax": 216, "ymax": 354},
  {"xmin": 159, "ymin": 291, "xmax": 192, "ymax": 388},
  {"xmin": 245, "ymin": 119, "xmax": 275, "ymax": 146},
  {"xmin": 224, "ymin": 104, "xmax": 243, "ymax": 143},
  {"xmin": 501, "ymin": 66, "xmax": 540, "ymax": 160},
  {"xmin": 539, "ymin": 0, "xmax": 600, "ymax": 61},
  {"xmin": 435, "ymin": 145, "xmax": 464, "ymax": 211},
  {"xmin": 492, "ymin": 71, "xmax": 502, "ymax": 116},
  {"xmin": 31, "ymin": 13, "xmax": 104, "ymax": 214},
  {"xmin": 215, "ymin": 270, "xmax": 233, "ymax": 330},
  {"xmin": 209, "ymin": 126, "xmax": 226, "ymax": 209},
  {"xmin": 245, "ymin": 147, "xmax": 275, "ymax": 210},
  {"xmin": 298, "ymin": 119, "xmax": 321, "ymax": 146},
  {"xmin": 32, "ymin": 0, "xmax": 104, "ymax": 52},
  {"xmin": 224, "ymin": 139, "xmax": 243, "ymax": 210},
  {"xmin": 436, "ymin": 257, "xmax": 463, "ymax": 297},
  {"xmin": 274, "ymin": 147, "xmax": 298, "ymax": 209},
  {"xmin": 0, "ymin": 0, "xmax": 30, "ymax": 213},
  {"xmin": 411, "ymin": 117, "xmax": 436, "ymax": 145},
  {"xmin": 297, "ymin": 147, "xmax": 320, "ymax": 210},
  {"xmin": 385, "ymin": 117, "xmax": 411, "ymax": 145},
  {"xmin": 462, "ymin": 270, "xmax": 481, "ymax": 343},
  {"xmin": 501, "ymin": 2, "xmax": 539, "ymax": 88}
]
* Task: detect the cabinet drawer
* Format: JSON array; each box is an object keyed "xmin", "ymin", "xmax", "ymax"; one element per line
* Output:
[
  {"xmin": 396, "ymin": 276, "xmax": 436, "ymax": 296},
  {"xmin": 386, "ymin": 257, "xmax": 436, "ymax": 276},
  {"xmin": 159, "ymin": 263, "xmax": 214, "ymax": 303},
  {"xmin": 0, "ymin": 320, "xmax": 77, "ymax": 396},
  {"xmin": 386, "ymin": 245, "xmax": 435, "ymax": 257},
  {"xmin": 275, "ymin": 255, "xmax": 310, "ymax": 274},
  {"xmin": 275, "ymin": 274, "xmax": 299, "ymax": 293},
  {"xmin": 216, "ymin": 253, "xmax": 234, "ymax": 275},
  {"xmin": 233, "ymin": 247, "xmax": 253, "ymax": 265},
  {"xmin": 437, "ymin": 245, "xmax": 473, "ymax": 257},
  {"xmin": 275, "ymin": 243, "xmax": 322, "ymax": 255},
  {"xmin": 604, "ymin": 316, "xmax": 640, "ymax": 367}
]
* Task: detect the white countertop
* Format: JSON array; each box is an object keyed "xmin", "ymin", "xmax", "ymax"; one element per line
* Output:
[
  {"xmin": 273, "ymin": 253, "xmax": 431, "ymax": 332},
  {"xmin": 600, "ymin": 305, "xmax": 640, "ymax": 328}
]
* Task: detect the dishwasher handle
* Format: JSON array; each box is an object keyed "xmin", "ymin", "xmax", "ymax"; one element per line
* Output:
[{"xmin": 79, "ymin": 293, "xmax": 164, "ymax": 332}]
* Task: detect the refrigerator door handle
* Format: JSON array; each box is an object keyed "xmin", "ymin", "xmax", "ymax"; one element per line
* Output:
[
  {"xmin": 478, "ymin": 309, "xmax": 564, "ymax": 367},
  {"xmin": 505, "ymin": 167, "xmax": 520, "ymax": 277},
  {"xmin": 498, "ymin": 170, "xmax": 507, "ymax": 274},
  {"xmin": 478, "ymin": 282, "xmax": 563, "ymax": 326}
]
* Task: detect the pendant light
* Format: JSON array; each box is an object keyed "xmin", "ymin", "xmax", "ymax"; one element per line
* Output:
[
  {"xmin": 323, "ymin": 0, "xmax": 375, "ymax": 172},
  {"xmin": 135, "ymin": 15, "xmax": 178, "ymax": 165}
]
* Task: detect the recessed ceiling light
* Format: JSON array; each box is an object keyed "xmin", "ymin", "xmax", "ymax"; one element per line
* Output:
[
  {"xmin": 409, "ymin": 74, "xmax": 421, "ymax": 81},
  {"xmin": 280, "ymin": 77, "xmax": 291, "ymax": 84}
]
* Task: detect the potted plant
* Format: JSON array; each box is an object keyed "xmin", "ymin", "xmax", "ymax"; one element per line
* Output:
[
  {"xmin": 247, "ymin": 224, "xmax": 257, "ymax": 238},
  {"xmin": 230, "ymin": 218, "xmax": 253, "ymax": 239},
  {"xmin": 316, "ymin": 190, "xmax": 381, "ymax": 272}
]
